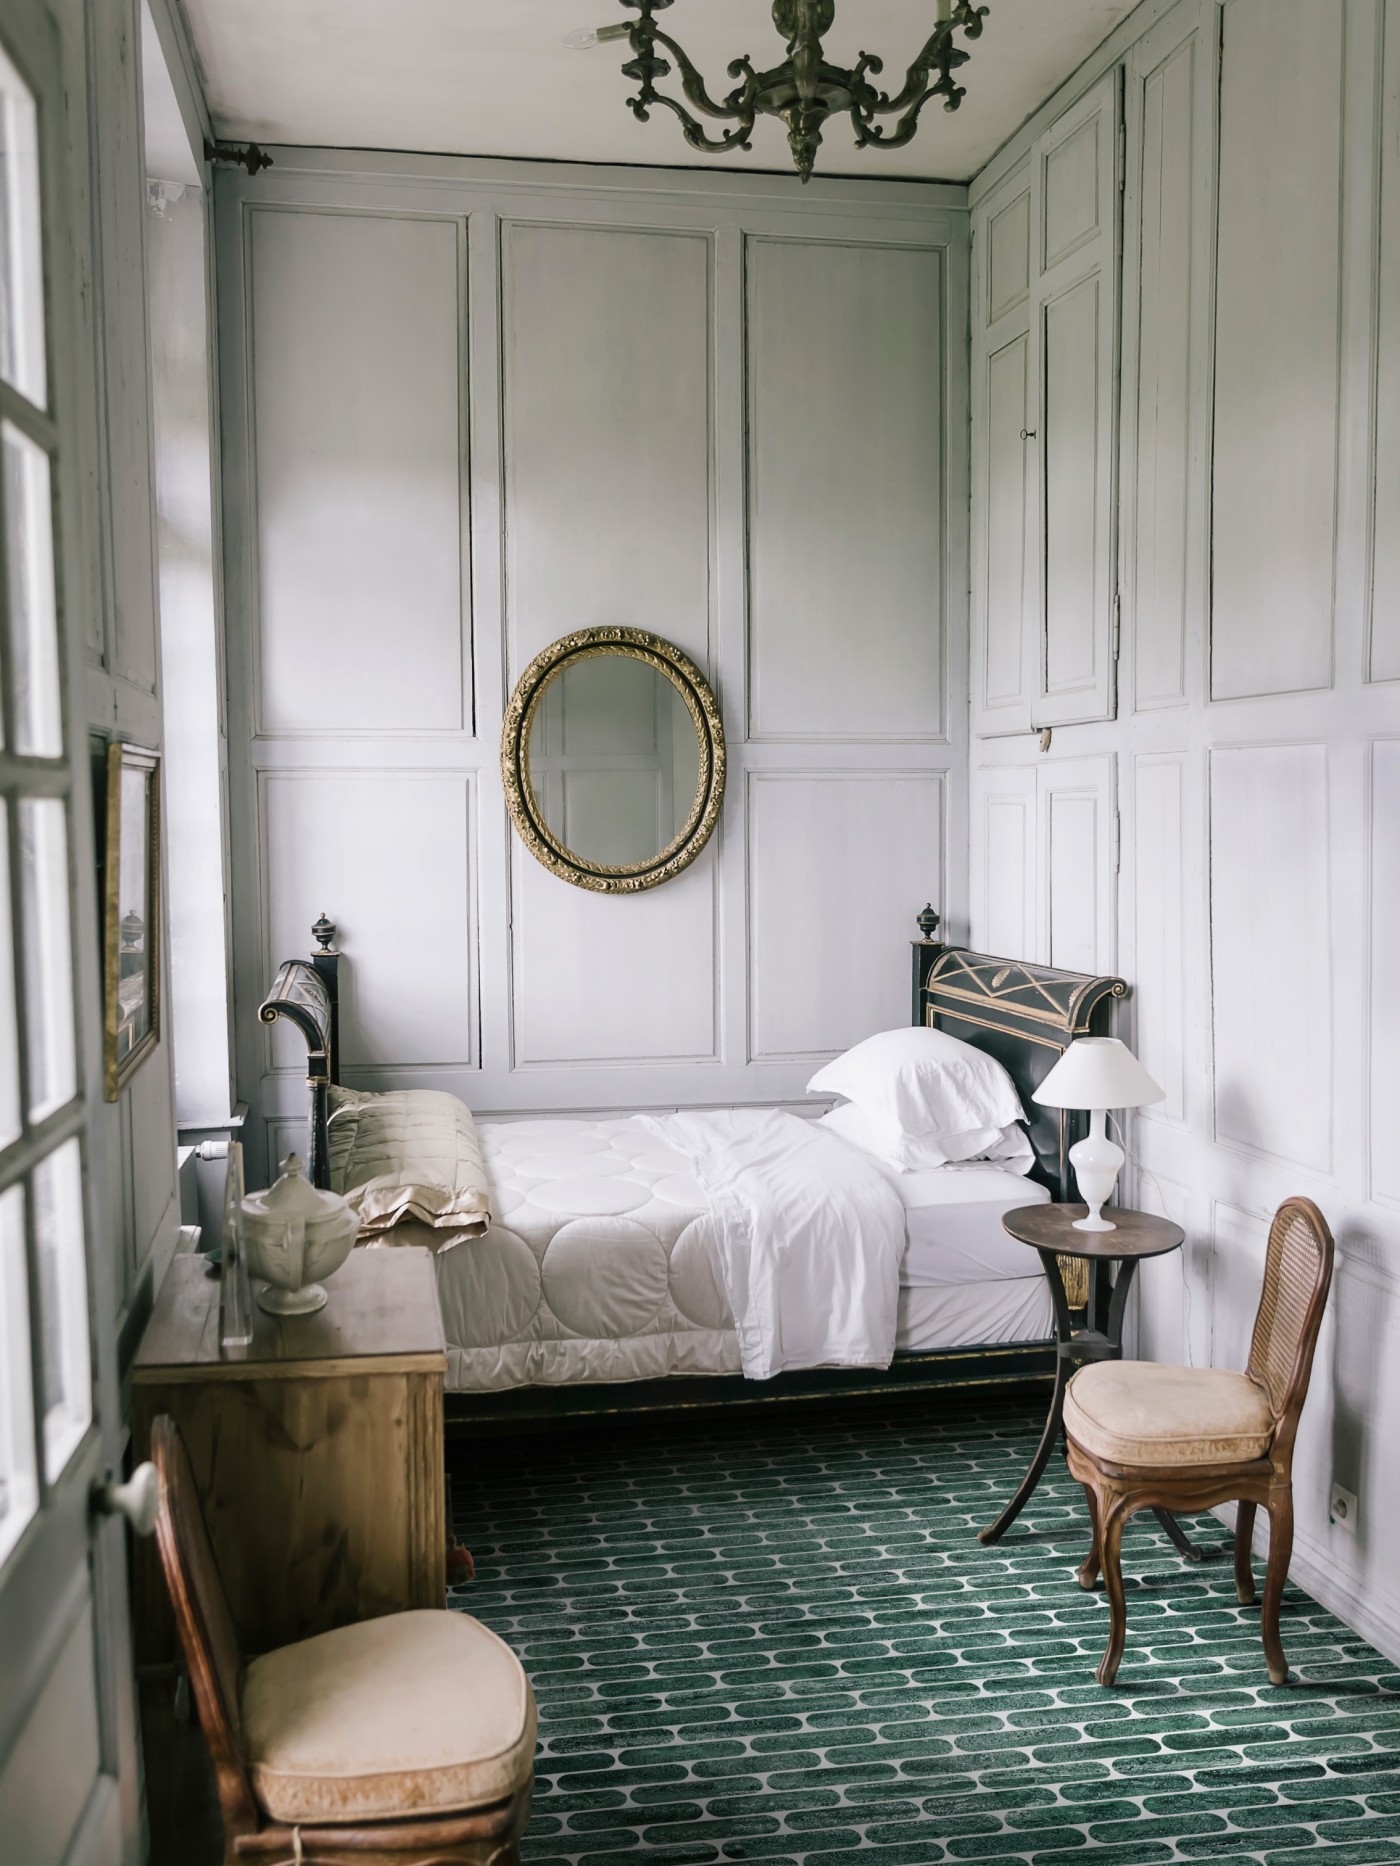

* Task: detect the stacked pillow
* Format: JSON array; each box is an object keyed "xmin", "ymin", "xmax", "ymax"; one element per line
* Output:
[
  {"xmin": 808, "ymin": 1027, "xmax": 1032, "ymax": 1173},
  {"xmin": 327, "ymin": 1085, "xmax": 492, "ymax": 1252}
]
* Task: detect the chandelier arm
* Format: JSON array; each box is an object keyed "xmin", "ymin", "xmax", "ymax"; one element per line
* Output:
[
  {"xmin": 632, "ymin": 83, "xmax": 758, "ymax": 153},
  {"xmin": 851, "ymin": 78, "xmax": 959, "ymax": 152},
  {"xmin": 647, "ymin": 27, "xmax": 760, "ymax": 123},
  {"xmin": 854, "ymin": 4, "xmax": 987, "ymax": 119}
]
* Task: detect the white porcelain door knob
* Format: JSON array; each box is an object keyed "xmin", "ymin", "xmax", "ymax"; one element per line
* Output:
[{"xmin": 92, "ymin": 1462, "xmax": 159, "ymax": 1537}]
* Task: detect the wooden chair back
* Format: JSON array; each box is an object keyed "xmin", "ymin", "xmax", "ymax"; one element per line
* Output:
[
  {"xmin": 1245, "ymin": 1197, "xmax": 1334, "ymax": 1455},
  {"xmin": 151, "ymin": 1414, "xmax": 260, "ymax": 1834}
]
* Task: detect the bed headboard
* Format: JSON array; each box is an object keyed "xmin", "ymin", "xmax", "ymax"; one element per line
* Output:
[
  {"xmin": 911, "ymin": 907, "xmax": 1126, "ymax": 1203},
  {"xmin": 257, "ymin": 914, "xmax": 340, "ymax": 1189},
  {"xmin": 257, "ymin": 907, "xmax": 1125, "ymax": 1204}
]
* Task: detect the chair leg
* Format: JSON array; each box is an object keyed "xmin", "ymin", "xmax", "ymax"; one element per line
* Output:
[
  {"xmin": 1078, "ymin": 1483, "xmax": 1102, "ymax": 1592},
  {"xmin": 1261, "ymin": 1491, "xmax": 1294, "ymax": 1687},
  {"xmin": 1096, "ymin": 1500, "xmax": 1132, "ymax": 1687},
  {"xmin": 1234, "ymin": 1500, "xmax": 1257, "ymax": 1607}
]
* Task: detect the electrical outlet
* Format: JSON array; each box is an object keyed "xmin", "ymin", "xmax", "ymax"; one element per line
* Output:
[{"xmin": 1329, "ymin": 1482, "xmax": 1358, "ymax": 1533}]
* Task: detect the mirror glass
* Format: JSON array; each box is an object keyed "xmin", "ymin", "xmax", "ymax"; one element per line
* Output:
[{"xmin": 527, "ymin": 653, "xmax": 702, "ymax": 869}]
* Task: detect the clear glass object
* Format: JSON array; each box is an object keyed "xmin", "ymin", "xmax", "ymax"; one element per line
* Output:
[
  {"xmin": 219, "ymin": 1140, "xmax": 254, "ymax": 1354},
  {"xmin": 0, "ymin": 1184, "xmax": 37, "ymax": 1564},
  {"xmin": 32, "ymin": 1137, "xmax": 91, "ymax": 1481},
  {"xmin": 5, "ymin": 422, "xmax": 61, "ymax": 755},
  {"xmin": 18, "ymin": 796, "xmax": 76, "ymax": 1121}
]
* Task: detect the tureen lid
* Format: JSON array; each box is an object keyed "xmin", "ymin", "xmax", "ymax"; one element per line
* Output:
[{"xmin": 243, "ymin": 1154, "xmax": 346, "ymax": 1222}]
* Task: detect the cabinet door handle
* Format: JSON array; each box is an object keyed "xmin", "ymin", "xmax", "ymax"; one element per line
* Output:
[{"xmin": 1020, "ymin": 428, "xmax": 1037, "ymax": 441}]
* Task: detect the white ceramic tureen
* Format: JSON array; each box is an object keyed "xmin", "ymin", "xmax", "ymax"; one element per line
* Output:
[{"xmin": 240, "ymin": 1154, "xmax": 358, "ymax": 1315}]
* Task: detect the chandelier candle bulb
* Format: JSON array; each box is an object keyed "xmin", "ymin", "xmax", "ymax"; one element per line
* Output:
[{"xmin": 564, "ymin": 22, "xmax": 630, "ymax": 49}]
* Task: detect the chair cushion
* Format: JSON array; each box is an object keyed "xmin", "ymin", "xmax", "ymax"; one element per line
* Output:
[
  {"xmin": 1064, "ymin": 1361, "xmax": 1274, "ymax": 1468},
  {"xmin": 241, "ymin": 1610, "xmax": 535, "ymax": 1825}
]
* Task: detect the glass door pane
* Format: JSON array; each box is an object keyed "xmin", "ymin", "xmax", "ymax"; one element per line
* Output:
[
  {"xmin": 4, "ymin": 421, "xmax": 60, "ymax": 755},
  {"xmin": 0, "ymin": 1182, "xmax": 35, "ymax": 1562},
  {"xmin": 32, "ymin": 1137, "xmax": 88, "ymax": 1480},
  {"xmin": 0, "ymin": 814, "xmax": 19, "ymax": 1148},
  {"xmin": 0, "ymin": 38, "xmax": 45, "ymax": 405},
  {"xmin": 18, "ymin": 794, "xmax": 75, "ymax": 1120}
]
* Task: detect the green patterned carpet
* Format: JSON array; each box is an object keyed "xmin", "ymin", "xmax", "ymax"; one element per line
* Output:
[{"xmin": 448, "ymin": 1395, "xmax": 1400, "ymax": 1865}]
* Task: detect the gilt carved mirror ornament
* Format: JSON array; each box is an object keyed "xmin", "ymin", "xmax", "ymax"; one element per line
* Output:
[{"xmin": 501, "ymin": 627, "xmax": 726, "ymax": 893}]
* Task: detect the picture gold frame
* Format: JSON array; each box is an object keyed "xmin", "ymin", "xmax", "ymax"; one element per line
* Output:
[
  {"xmin": 102, "ymin": 741, "xmax": 161, "ymax": 1100},
  {"xmin": 500, "ymin": 627, "xmax": 726, "ymax": 894}
]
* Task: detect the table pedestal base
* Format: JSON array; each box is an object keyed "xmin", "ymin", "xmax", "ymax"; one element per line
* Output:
[{"xmin": 979, "ymin": 1247, "xmax": 1224, "ymax": 1563}]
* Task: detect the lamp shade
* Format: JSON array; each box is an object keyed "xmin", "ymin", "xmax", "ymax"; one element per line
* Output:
[{"xmin": 1032, "ymin": 1037, "xmax": 1164, "ymax": 1111}]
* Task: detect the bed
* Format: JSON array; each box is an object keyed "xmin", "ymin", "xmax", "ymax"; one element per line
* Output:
[{"xmin": 258, "ymin": 915, "xmax": 1126, "ymax": 1422}]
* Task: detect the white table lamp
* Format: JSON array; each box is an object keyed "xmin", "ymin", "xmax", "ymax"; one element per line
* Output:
[{"xmin": 1032, "ymin": 1037, "xmax": 1164, "ymax": 1232}]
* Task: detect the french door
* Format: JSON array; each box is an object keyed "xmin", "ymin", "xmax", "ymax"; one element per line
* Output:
[{"xmin": 0, "ymin": 1, "xmax": 139, "ymax": 1861}]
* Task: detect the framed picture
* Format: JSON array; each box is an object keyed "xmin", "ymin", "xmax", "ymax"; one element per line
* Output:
[{"xmin": 103, "ymin": 741, "xmax": 161, "ymax": 1100}]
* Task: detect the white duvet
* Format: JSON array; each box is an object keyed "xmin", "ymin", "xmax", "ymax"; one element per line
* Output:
[
  {"xmin": 644, "ymin": 1108, "xmax": 907, "ymax": 1379},
  {"xmin": 429, "ymin": 1112, "xmax": 1051, "ymax": 1392}
]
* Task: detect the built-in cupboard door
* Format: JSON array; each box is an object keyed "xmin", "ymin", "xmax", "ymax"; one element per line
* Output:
[
  {"xmin": 0, "ymin": 2, "xmax": 139, "ymax": 1862},
  {"xmin": 971, "ymin": 160, "xmax": 1036, "ymax": 737},
  {"xmin": 1030, "ymin": 69, "xmax": 1122, "ymax": 727}
]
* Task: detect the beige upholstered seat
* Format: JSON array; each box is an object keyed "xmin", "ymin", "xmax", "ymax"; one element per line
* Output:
[
  {"xmin": 151, "ymin": 1414, "xmax": 534, "ymax": 1864},
  {"xmin": 1064, "ymin": 1362, "xmax": 1274, "ymax": 1468},
  {"xmin": 242, "ymin": 1610, "xmax": 536, "ymax": 1825},
  {"xmin": 1063, "ymin": 1197, "xmax": 1334, "ymax": 1690}
]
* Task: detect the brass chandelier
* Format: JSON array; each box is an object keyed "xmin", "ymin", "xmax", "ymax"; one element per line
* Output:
[{"xmin": 570, "ymin": 1, "xmax": 991, "ymax": 183}]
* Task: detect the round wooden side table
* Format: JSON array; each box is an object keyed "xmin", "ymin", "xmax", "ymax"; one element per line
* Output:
[{"xmin": 979, "ymin": 1202, "xmax": 1195, "ymax": 1552}]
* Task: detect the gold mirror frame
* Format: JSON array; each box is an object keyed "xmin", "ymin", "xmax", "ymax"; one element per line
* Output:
[{"xmin": 501, "ymin": 627, "xmax": 725, "ymax": 893}]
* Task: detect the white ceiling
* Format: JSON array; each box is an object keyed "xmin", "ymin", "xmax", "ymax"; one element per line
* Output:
[{"xmin": 182, "ymin": 0, "xmax": 1138, "ymax": 184}]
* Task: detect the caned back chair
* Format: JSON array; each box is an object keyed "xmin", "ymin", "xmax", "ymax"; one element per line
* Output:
[
  {"xmin": 1063, "ymin": 1197, "xmax": 1334, "ymax": 1687},
  {"xmin": 151, "ymin": 1415, "xmax": 533, "ymax": 1866}
]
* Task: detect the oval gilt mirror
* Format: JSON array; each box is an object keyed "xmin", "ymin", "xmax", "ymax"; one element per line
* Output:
[{"xmin": 501, "ymin": 628, "xmax": 725, "ymax": 893}]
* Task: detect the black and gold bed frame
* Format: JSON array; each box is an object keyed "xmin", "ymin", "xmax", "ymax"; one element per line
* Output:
[{"xmin": 258, "ymin": 910, "xmax": 1126, "ymax": 1427}]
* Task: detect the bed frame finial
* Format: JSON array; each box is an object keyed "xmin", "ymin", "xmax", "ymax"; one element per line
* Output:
[
  {"xmin": 311, "ymin": 912, "xmax": 337, "ymax": 955},
  {"xmin": 916, "ymin": 903, "xmax": 941, "ymax": 942}
]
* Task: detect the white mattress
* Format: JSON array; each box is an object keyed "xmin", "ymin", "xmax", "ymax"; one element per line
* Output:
[
  {"xmin": 436, "ymin": 1115, "xmax": 1053, "ymax": 1393},
  {"xmin": 882, "ymin": 1162, "xmax": 1051, "ymax": 1287},
  {"xmin": 897, "ymin": 1276, "xmax": 1053, "ymax": 1351}
]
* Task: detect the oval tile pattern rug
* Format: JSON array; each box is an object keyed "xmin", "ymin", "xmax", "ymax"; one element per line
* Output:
[{"xmin": 449, "ymin": 1397, "xmax": 1400, "ymax": 1865}]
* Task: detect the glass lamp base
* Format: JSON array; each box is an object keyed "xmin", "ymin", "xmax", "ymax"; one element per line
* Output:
[{"xmin": 1072, "ymin": 1212, "xmax": 1116, "ymax": 1232}]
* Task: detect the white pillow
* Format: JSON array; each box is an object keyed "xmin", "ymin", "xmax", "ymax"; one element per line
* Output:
[
  {"xmin": 819, "ymin": 1100, "xmax": 1033, "ymax": 1174},
  {"xmin": 807, "ymin": 1027, "xmax": 1024, "ymax": 1142}
]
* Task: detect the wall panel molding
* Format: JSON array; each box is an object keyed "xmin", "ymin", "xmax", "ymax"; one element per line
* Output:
[
  {"xmin": 1132, "ymin": 752, "xmax": 1187, "ymax": 1124},
  {"xmin": 745, "ymin": 235, "xmax": 946, "ymax": 744},
  {"xmin": 245, "ymin": 205, "xmax": 471, "ymax": 738},
  {"xmin": 747, "ymin": 771, "xmax": 947, "ymax": 1062},
  {"xmin": 257, "ymin": 769, "xmax": 477, "ymax": 1075},
  {"xmin": 1210, "ymin": 0, "xmax": 1344, "ymax": 701},
  {"xmin": 1127, "ymin": 28, "xmax": 1197, "ymax": 710},
  {"xmin": 1370, "ymin": 0, "xmax": 1400, "ymax": 682},
  {"xmin": 969, "ymin": 763, "xmax": 1038, "ymax": 961},
  {"xmin": 1370, "ymin": 738, "xmax": 1400, "ymax": 1207},
  {"xmin": 501, "ymin": 218, "xmax": 714, "ymax": 683},
  {"xmin": 1210, "ymin": 741, "xmax": 1332, "ymax": 1171}
]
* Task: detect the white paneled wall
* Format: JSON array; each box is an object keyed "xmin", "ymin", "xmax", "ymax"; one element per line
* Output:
[
  {"xmin": 217, "ymin": 157, "xmax": 967, "ymax": 1174},
  {"xmin": 746, "ymin": 772, "xmax": 946, "ymax": 1059},
  {"xmin": 969, "ymin": 0, "xmax": 1400, "ymax": 1663},
  {"xmin": 502, "ymin": 221, "xmax": 712, "ymax": 674},
  {"xmin": 746, "ymin": 239, "xmax": 945, "ymax": 741},
  {"xmin": 249, "ymin": 211, "xmax": 469, "ymax": 735}
]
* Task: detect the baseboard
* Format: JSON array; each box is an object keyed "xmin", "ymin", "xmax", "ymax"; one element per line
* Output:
[{"xmin": 1213, "ymin": 1503, "xmax": 1400, "ymax": 1668}]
